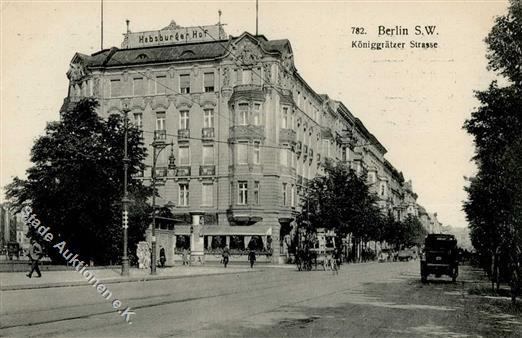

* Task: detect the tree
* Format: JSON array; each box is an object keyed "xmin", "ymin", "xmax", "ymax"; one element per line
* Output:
[
  {"xmin": 5, "ymin": 98, "xmax": 152, "ymax": 265},
  {"xmin": 297, "ymin": 160, "xmax": 383, "ymax": 246},
  {"xmin": 463, "ymin": 0, "xmax": 522, "ymax": 302}
]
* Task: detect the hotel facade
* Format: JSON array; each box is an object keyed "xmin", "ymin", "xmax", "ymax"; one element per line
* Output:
[{"xmin": 61, "ymin": 21, "xmax": 435, "ymax": 264}]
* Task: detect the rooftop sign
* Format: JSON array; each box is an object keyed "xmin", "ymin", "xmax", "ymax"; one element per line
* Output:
[{"xmin": 121, "ymin": 21, "xmax": 227, "ymax": 49}]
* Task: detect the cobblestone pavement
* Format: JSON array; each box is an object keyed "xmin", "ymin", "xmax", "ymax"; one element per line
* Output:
[{"xmin": 1, "ymin": 261, "xmax": 521, "ymax": 337}]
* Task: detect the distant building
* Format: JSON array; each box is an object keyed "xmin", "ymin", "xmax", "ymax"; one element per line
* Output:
[
  {"xmin": 0, "ymin": 204, "xmax": 28, "ymax": 250},
  {"xmin": 61, "ymin": 20, "xmax": 432, "ymax": 263}
]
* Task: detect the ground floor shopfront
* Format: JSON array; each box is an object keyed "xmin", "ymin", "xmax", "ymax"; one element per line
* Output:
[{"xmin": 144, "ymin": 217, "xmax": 284, "ymax": 265}]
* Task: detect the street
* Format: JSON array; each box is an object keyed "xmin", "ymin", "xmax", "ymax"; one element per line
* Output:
[{"xmin": 1, "ymin": 261, "xmax": 521, "ymax": 337}]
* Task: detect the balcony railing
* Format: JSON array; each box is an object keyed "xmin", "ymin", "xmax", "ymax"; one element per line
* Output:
[
  {"xmin": 178, "ymin": 129, "xmax": 190, "ymax": 141},
  {"xmin": 175, "ymin": 166, "xmax": 191, "ymax": 177},
  {"xmin": 202, "ymin": 127, "xmax": 215, "ymax": 140},
  {"xmin": 279, "ymin": 128, "xmax": 296, "ymax": 144},
  {"xmin": 153, "ymin": 130, "xmax": 167, "ymax": 145},
  {"xmin": 229, "ymin": 125, "xmax": 265, "ymax": 140},
  {"xmin": 199, "ymin": 165, "xmax": 216, "ymax": 176},
  {"xmin": 155, "ymin": 167, "xmax": 168, "ymax": 178}
]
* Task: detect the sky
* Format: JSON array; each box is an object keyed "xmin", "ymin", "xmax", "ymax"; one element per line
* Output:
[{"xmin": 0, "ymin": 0, "xmax": 510, "ymax": 228}]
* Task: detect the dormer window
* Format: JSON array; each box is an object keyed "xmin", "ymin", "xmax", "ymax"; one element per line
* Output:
[
  {"xmin": 180, "ymin": 50, "xmax": 195, "ymax": 57},
  {"xmin": 136, "ymin": 53, "xmax": 148, "ymax": 60}
]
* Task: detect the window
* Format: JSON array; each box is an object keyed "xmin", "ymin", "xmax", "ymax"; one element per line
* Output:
[
  {"xmin": 180, "ymin": 74, "xmax": 190, "ymax": 94},
  {"xmin": 238, "ymin": 181, "xmax": 248, "ymax": 205},
  {"xmin": 133, "ymin": 113, "xmax": 143, "ymax": 129},
  {"xmin": 156, "ymin": 112, "xmax": 166, "ymax": 130},
  {"xmin": 204, "ymin": 109, "xmax": 214, "ymax": 128},
  {"xmin": 291, "ymin": 184, "xmax": 295, "ymax": 207},
  {"xmin": 368, "ymin": 172, "xmax": 376, "ymax": 184},
  {"xmin": 238, "ymin": 103, "xmax": 248, "ymax": 125},
  {"xmin": 156, "ymin": 75, "xmax": 167, "ymax": 94},
  {"xmin": 242, "ymin": 69, "xmax": 252, "ymax": 84},
  {"xmin": 280, "ymin": 148, "xmax": 288, "ymax": 166},
  {"xmin": 291, "ymin": 150, "xmax": 296, "ymax": 168},
  {"xmin": 253, "ymin": 103, "xmax": 261, "ymax": 125},
  {"xmin": 179, "ymin": 110, "xmax": 189, "ymax": 129},
  {"xmin": 133, "ymin": 77, "xmax": 145, "ymax": 96},
  {"xmin": 202, "ymin": 183, "xmax": 213, "ymax": 206},
  {"xmin": 291, "ymin": 111, "xmax": 296, "ymax": 130},
  {"xmin": 237, "ymin": 142, "xmax": 248, "ymax": 164},
  {"xmin": 380, "ymin": 183, "xmax": 386, "ymax": 197},
  {"xmin": 282, "ymin": 107, "xmax": 288, "ymax": 128},
  {"xmin": 253, "ymin": 142, "xmax": 261, "ymax": 164},
  {"xmin": 204, "ymin": 72, "xmax": 215, "ymax": 92},
  {"xmin": 202, "ymin": 145, "xmax": 214, "ymax": 165},
  {"xmin": 254, "ymin": 181, "xmax": 260, "ymax": 205},
  {"xmin": 282, "ymin": 183, "xmax": 287, "ymax": 206},
  {"xmin": 179, "ymin": 146, "xmax": 190, "ymax": 165},
  {"xmin": 110, "ymin": 79, "xmax": 121, "ymax": 97},
  {"xmin": 179, "ymin": 184, "xmax": 189, "ymax": 206}
]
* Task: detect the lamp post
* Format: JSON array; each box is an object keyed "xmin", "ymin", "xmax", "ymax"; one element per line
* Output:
[
  {"xmin": 121, "ymin": 105, "xmax": 131, "ymax": 276},
  {"xmin": 150, "ymin": 131, "xmax": 175, "ymax": 275}
]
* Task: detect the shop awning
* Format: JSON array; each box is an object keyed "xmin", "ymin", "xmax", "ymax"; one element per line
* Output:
[{"xmin": 172, "ymin": 225, "xmax": 273, "ymax": 236}]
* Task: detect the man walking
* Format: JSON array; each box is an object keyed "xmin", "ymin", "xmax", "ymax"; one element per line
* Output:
[
  {"xmin": 27, "ymin": 239, "xmax": 43, "ymax": 278},
  {"xmin": 222, "ymin": 246, "xmax": 230, "ymax": 268},
  {"xmin": 248, "ymin": 250, "xmax": 256, "ymax": 268}
]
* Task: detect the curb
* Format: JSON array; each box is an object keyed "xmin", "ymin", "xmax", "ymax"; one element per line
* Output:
[{"xmin": 1, "ymin": 268, "xmax": 260, "ymax": 291}]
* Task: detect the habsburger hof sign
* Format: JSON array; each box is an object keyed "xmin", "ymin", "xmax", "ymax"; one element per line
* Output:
[{"xmin": 121, "ymin": 20, "xmax": 227, "ymax": 49}]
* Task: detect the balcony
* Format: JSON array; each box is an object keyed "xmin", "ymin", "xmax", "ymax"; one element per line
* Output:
[
  {"xmin": 201, "ymin": 127, "xmax": 215, "ymax": 140},
  {"xmin": 178, "ymin": 129, "xmax": 190, "ymax": 142},
  {"xmin": 321, "ymin": 127, "xmax": 334, "ymax": 140},
  {"xmin": 175, "ymin": 166, "xmax": 191, "ymax": 177},
  {"xmin": 153, "ymin": 130, "xmax": 167, "ymax": 145},
  {"xmin": 155, "ymin": 167, "xmax": 168, "ymax": 178},
  {"xmin": 230, "ymin": 84, "xmax": 265, "ymax": 102},
  {"xmin": 199, "ymin": 165, "xmax": 216, "ymax": 176},
  {"xmin": 229, "ymin": 125, "xmax": 265, "ymax": 140},
  {"xmin": 337, "ymin": 131, "xmax": 357, "ymax": 148},
  {"xmin": 280, "ymin": 128, "xmax": 296, "ymax": 145}
]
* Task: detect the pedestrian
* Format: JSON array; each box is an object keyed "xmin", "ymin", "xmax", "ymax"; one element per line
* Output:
[
  {"xmin": 26, "ymin": 238, "xmax": 43, "ymax": 278},
  {"xmin": 248, "ymin": 250, "xmax": 256, "ymax": 268},
  {"xmin": 159, "ymin": 246, "xmax": 166, "ymax": 268},
  {"xmin": 222, "ymin": 246, "xmax": 230, "ymax": 268},
  {"xmin": 182, "ymin": 248, "xmax": 188, "ymax": 266}
]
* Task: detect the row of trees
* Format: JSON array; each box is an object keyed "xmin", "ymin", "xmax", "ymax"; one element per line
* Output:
[
  {"xmin": 296, "ymin": 160, "xmax": 427, "ymax": 254},
  {"xmin": 463, "ymin": 0, "xmax": 521, "ymax": 303}
]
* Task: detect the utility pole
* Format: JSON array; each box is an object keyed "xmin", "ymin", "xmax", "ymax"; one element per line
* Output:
[
  {"xmin": 121, "ymin": 106, "xmax": 130, "ymax": 276},
  {"xmin": 150, "ymin": 131, "xmax": 174, "ymax": 275}
]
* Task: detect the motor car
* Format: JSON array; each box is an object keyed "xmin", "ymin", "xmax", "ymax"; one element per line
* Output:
[{"xmin": 420, "ymin": 234, "xmax": 459, "ymax": 283}]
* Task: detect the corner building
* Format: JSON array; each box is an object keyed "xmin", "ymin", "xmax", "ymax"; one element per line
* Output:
[{"xmin": 62, "ymin": 22, "xmax": 423, "ymax": 264}]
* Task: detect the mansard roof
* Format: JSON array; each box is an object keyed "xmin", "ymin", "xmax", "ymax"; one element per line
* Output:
[{"xmin": 71, "ymin": 32, "xmax": 293, "ymax": 70}]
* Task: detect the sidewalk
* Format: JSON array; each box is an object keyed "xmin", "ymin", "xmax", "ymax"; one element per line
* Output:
[{"xmin": 0, "ymin": 265, "xmax": 257, "ymax": 291}]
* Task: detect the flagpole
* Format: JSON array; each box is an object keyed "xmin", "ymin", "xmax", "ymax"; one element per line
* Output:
[
  {"xmin": 101, "ymin": 0, "xmax": 104, "ymax": 50},
  {"xmin": 256, "ymin": 0, "xmax": 259, "ymax": 35}
]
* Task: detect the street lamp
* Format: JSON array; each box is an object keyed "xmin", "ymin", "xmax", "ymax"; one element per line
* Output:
[
  {"xmin": 150, "ymin": 132, "xmax": 175, "ymax": 275},
  {"xmin": 121, "ymin": 105, "xmax": 131, "ymax": 276}
]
